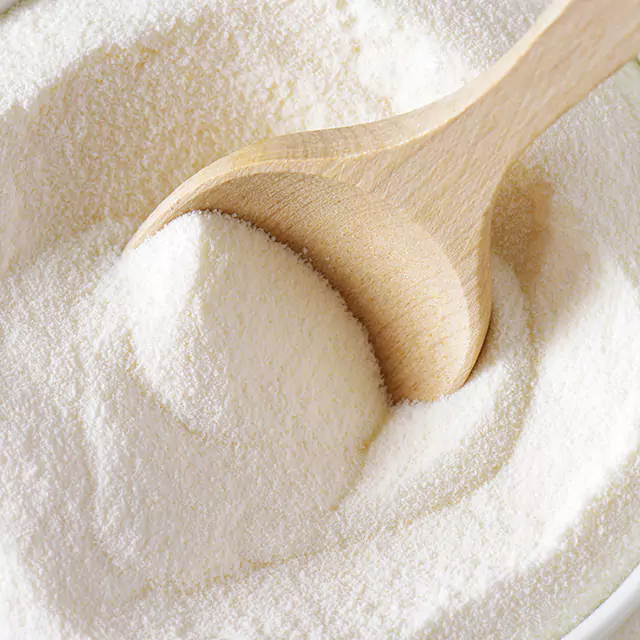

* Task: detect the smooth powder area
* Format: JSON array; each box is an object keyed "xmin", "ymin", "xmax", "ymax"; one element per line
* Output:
[
  {"xmin": 87, "ymin": 211, "xmax": 387, "ymax": 585},
  {"xmin": 1, "ymin": 0, "xmax": 640, "ymax": 638}
]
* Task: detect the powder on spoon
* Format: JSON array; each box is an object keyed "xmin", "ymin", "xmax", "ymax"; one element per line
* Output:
[{"xmin": 86, "ymin": 211, "xmax": 387, "ymax": 584}]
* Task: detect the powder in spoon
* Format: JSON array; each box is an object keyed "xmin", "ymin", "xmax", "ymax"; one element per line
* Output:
[{"xmin": 85, "ymin": 211, "xmax": 387, "ymax": 584}]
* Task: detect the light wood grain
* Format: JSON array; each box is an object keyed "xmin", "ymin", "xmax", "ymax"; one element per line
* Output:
[{"xmin": 128, "ymin": 0, "xmax": 640, "ymax": 402}]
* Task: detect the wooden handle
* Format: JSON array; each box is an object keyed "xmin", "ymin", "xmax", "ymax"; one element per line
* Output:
[
  {"xmin": 467, "ymin": 0, "xmax": 640, "ymax": 164},
  {"xmin": 326, "ymin": 0, "xmax": 640, "ymax": 236}
]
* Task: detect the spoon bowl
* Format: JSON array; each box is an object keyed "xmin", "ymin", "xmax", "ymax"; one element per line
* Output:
[{"xmin": 131, "ymin": 140, "xmax": 479, "ymax": 401}]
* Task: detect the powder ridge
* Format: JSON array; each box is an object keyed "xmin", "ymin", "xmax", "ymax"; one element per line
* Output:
[{"xmin": 86, "ymin": 211, "xmax": 387, "ymax": 584}]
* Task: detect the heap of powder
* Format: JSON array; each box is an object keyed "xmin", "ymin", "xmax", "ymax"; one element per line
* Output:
[
  {"xmin": 86, "ymin": 211, "xmax": 387, "ymax": 584},
  {"xmin": 1, "ymin": 0, "xmax": 640, "ymax": 638}
]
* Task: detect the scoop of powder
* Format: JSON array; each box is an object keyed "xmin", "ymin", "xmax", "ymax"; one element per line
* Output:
[{"xmin": 83, "ymin": 211, "xmax": 388, "ymax": 584}]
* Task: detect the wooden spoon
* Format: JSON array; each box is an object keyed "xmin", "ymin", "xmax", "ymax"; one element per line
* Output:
[{"xmin": 128, "ymin": 0, "xmax": 640, "ymax": 402}]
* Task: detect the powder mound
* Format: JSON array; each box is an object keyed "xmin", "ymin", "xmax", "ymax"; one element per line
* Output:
[
  {"xmin": 83, "ymin": 211, "xmax": 388, "ymax": 585},
  {"xmin": 338, "ymin": 256, "xmax": 534, "ymax": 530}
]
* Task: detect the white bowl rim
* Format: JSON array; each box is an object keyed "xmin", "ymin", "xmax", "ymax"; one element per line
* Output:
[{"xmin": 564, "ymin": 563, "xmax": 640, "ymax": 639}]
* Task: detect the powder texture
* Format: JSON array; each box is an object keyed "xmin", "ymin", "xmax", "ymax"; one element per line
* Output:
[
  {"xmin": 87, "ymin": 211, "xmax": 386, "ymax": 584},
  {"xmin": 1, "ymin": 0, "xmax": 640, "ymax": 639}
]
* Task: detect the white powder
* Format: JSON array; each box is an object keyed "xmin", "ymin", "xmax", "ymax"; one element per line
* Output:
[
  {"xmin": 87, "ymin": 211, "xmax": 387, "ymax": 584},
  {"xmin": 1, "ymin": 1, "xmax": 640, "ymax": 639}
]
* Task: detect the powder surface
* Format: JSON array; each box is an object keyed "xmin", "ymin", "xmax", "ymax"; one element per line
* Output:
[
  {"xmin": 1, "ymin": 0, "xmax": 640, "ymax": 639},
  {"xmin": 87, "ymin": 211, "xmax": 387, "ymax": 584}
]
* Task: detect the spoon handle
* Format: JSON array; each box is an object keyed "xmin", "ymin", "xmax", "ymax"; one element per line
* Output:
[
  {"xmin": 472, "ymin": 0, "xmax": 640, "ymax": 165},
  {"xmin": 333, "ymin": 0, "xmax": 640, "ymax": 230}
]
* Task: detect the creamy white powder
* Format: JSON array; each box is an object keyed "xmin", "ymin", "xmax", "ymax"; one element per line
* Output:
[
  {"xmin": 1, "ymin": 0, "xmax": 640, "ymax": 639},
  {"xmin": 87, "ymin": 211, "xmax": 387, "ymax": 585}
]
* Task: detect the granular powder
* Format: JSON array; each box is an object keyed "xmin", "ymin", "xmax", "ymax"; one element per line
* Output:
[
  {"xmin": 1, "ymin": 0, "xmax": 640, "ymax": 638},
  {"xmin": 87, "ymin": 211, "xmax": 387, "ymax": 585}
]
